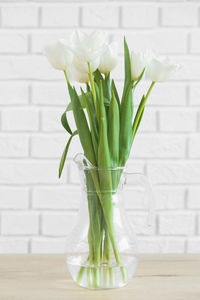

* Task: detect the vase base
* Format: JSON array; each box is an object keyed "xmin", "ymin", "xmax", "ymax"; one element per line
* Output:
[{"xmin": 66, "ymin": 254, "xmax": 138, "ymax": 289}]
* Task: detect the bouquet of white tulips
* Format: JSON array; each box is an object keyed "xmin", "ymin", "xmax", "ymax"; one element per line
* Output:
[{"xmin": 45, "ymin": 31, "xmax": 179, "ymax": 288}]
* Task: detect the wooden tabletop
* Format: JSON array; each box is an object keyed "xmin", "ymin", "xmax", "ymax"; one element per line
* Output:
[{"xmin": 0, "ymin": 254, "xmax": 200, "ymax": 300}]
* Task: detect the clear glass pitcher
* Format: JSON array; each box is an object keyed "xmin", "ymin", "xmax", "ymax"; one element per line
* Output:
[{"xmin": 66, "ymin": 154, "xmax": 154, "ymax": 290}]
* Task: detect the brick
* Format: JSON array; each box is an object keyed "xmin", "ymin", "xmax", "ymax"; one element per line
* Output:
[
  {"xmin": 41, "ymin": 108, "xmax": 65, "ymax": 132},
  {"xmin": 112, "ymin": 30, "xmax": 187, "ymax": 54},
  {"xmin": 125, "ymin": 187, "xmax": 185, "ymax": 210},
  {"xmin": 187, "ymin": 238, "xmax": 200, "ymax": 253},
  {"xmin": 122, "ymin": 4, "xmax": 158, "ymax": 28},
  {"xmin": 189, "ymin": 135, "xmax": 200, "ymax": 158},
  {"xmin": 31, "ymin": 134, "xmax": 65, "ymax": 158},
  {"xmin": 128, "ymin": 212, "xmax": 155, "ymax": 235},
  {"xmin": 82, "ymin": 4, "xmax": 119, "ymax": 28},
  {"xmin": 31, "ymin": 31, "xmax": 71, "ymax": 54},
  {"xmin": 0, "ymin": 187, "xmax": 29, "ymax": 209},
  {"xmin": 41, "ymin": 212, "xmax": 77, "ymax": 236},
  {"xmin": 0, "ymin": 134, "xmax": 29, "ymax": 157},
  {"xmin": 197, "ymin": 212, "xmax": 200, "ymax": 235},
  {"xmin": 188, "ymin": 187, "xmax": 200, "ymax": 209},
  {"xmin": 31, "ymin": 82, "xmax": 68, "ymax": 105},
  {"xmin": 0, "ymin": 55, "xmax": 63, "ymax": 80},
  {"xmin": 41, "ymin": 5, "xmax": 79, "ymax": 27},
  {"xmin": 0, "ymin": 83, "xmax": 29, "ymax": 105},
  {"xmin": 190, "ymin": 31, "xmax": 200, "ymax": 54},
  {"xmin": 198, "ymin": 214, "xmax": 200, "ymax": 234},
  {"xmin": 154, "ymin": 187, "xmax": 185, "ymax": 210},
  {"xmin": 137, "ymin": 237, "xmax": 185, "ymax": 253},
  {"xmin": 159, "ymin": 212, "xmax": 195, "ymax": 235},
  {"xmin": 32, "ymin": 186, "xmax": 80, "ymax": 210},
  {"xmin": 31, "ymin": 238, "xmax": 65, "ymax": 253},
  {"xmin": 0, "ymin": 238, "xmax": 28, "ymax": 253},
  {"xmin": 159, "ymin": 109, "xmax": 196, "ymax": 132},
  {"xmin": 173, "ymin": 57, "xmax": 200, "ymax": 81},
  {"xmin": 123, "ymin": 188, "xmax": 145, "ymax": 210},
  {"xmin": 31, "ymin": 134, "xmax": 81, "ymax": 161},
  {"xmin": 41, "ymin": 107, "xmax": 76, "ymax": 133},
  {"xmin": 0, "ymin": 32, "xmax": 28, "ymax": 53},
  {"xmin": 2, "ymin": 212, "xmax": 39, "ymax": 235},
  {"xmin": 124, "ymin": 160, "xmax": 145, "ymax": 174},
  {"xmin": 189, "ymin": 84, "xmax": 200, "ymax": 105},
  {"xmin": 148, "ymin": 161, "xmax": 200, "ymax": 184},
  {"xmin": 2, "ymin": 4, "xmax": 38, "ymax": 27},
  {"xmin": 132, "ymin": 82, "xmax": 186, "ymax": 106},
  {"xmin": 138, "ymin": 109, "xmax": 157, "ymax": 132},
  {"xmin": 2, "ymin": 108, "xmax": 39, "ymax": 131},
  {"xmin": 130, "ymin": 134, "xmax": 186, "ymax": 158},
  {"xmin": 161, "ymin": 5, "xmax": 198, "ymax": 27},
  {"xmin": 145, "ymin": 84, "xmax": 187, "ymax": 106},
  {"xmin": 0, "ymin": 160, "xmax": 66, "ymax": 184}
]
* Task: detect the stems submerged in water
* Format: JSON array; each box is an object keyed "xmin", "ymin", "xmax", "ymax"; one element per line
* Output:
[{"xmin": 75, "ymin": 166, "xmax": 127, "ymax": 288}]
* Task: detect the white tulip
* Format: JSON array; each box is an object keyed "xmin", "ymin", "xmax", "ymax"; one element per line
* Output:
[
  {"xmin": 44, "ymin": 39, "xmax": 73, "ymax": 71},
  {"xmin": 146, "ymin": 56, "xmax": 180, "ymax": 82},
  {"xmin": 73, "ymin": 55, "xmax": 100, "ymax": 74},
  {"xmin": 98, "ymin": 42, "xmax": 118, "ymax": 74},
  {"xmin": 130, "ymin": 51, "xmax": 147, "ymax": 81},
  {"xmin": 71, "ymin": 67, "xmax": 89, "ymax": 84},
  {"xmin": 71, "ymin": 30, "xmax": 106, "ymax": 73}
]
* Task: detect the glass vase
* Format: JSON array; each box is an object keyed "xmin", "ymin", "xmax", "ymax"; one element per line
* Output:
[{"xmin": 65, "ymin": 154, "xmax": 153, "ymax": 289}]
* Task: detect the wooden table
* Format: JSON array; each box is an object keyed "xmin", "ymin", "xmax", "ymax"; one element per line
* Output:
[{"xmin": 0, "ymin": 254, "xmax": 200, "ymax": 300}]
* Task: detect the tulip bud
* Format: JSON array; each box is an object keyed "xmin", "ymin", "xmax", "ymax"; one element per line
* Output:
[
  {"xmin": 98, "ymin": 42, "xmax": 118, "ymax": 74},
  {"xmin": 73, "ymin": 55, "xmax": 100, "ymax": 74},
  {"xmin": 70, "ymin": 30, "xmax": 106, "ymax": 73},
  {"xmin": 71, "ymin": 67, "xmax": 89, "ymax": 83},
  {"xmin": 146, "ymin": 56, "xmax": 180, "ymax": 82},
  {"xmin": 130, "ymin": 51, "xmax": 147, "ymax": 82},
  {"xmin": 44, "ymin": 40, "xmax": 73, "ymax": 71}
]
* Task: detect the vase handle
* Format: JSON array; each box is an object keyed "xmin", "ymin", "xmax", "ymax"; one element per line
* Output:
[{"xmin": 124, "ymin": 172, "xmax": 154, "ymax": 227}]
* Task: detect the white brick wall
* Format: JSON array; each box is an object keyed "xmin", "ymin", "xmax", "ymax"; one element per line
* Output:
[{"xmin": 0, "ymin": 0, "xmax": 200, "ymax": 254}]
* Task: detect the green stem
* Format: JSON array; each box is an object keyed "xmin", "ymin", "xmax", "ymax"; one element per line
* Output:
[
  {"xmin": 131, "ymin": 81, "xmax": 155, "ymax": 142},
  {"xmin": 88, "ymin": 62, "xmax": 98, "ymax": 115},
  {"xmin": 76, "ymin": 266, "xmax": 85, "ymax": 284},
  {"xmin": 103, "ymin": 227, "xmax": 113, "ymax": 287},
  {"xmin": 64, "ymin": 69, "xmax": 70, "ymax": 84}
]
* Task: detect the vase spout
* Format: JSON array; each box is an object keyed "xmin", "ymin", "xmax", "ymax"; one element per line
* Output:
[{"xmin": 73, "ymin": 153, "xmax": 93, "ymax": 169}]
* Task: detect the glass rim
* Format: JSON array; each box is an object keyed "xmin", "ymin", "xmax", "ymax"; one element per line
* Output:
[
  {"xmin": 79, "ymin": 165, "xmax": 125, "ymax": 171},
  {"xmin": 73, "ymin": 153, "xmax": 126, "ymax": 171}
]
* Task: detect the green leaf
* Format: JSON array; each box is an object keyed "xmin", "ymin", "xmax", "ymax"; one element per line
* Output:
[
  {"xmin": 119, "ymin": 83, "xmax": 133, "ymax": 166},
  {"xmin": 133, "ymin": 67, "xmax": 145, "ymax": 89},
  {"xmin": 108, "ymin": 90, "xmax": 120, "ymax": 166},
  {"xmin": 135, "ymin": 107, "xmax": 144, "ymax": 134},
  {"xmin": 81, "ymin": 88, "xmax": 98, "ymax": 156},
  {"xmin": 59, "ymin": 130, "xmax": 78, "ymax": 178},
  {"xmin": 104, "ymin": 73, "xmax": 111, "ymax": 101},
  {"xmin": 66, "ymin": 92, "xmax": 91, "ymax": 112},
  {"xmin": 119, "ymin": 38, "xmax": 134, "ymax": 166},
  {"xmin": 111, "ymin": 79, "xmax": 120, "ymax": 109},
  {"xmin": 121, "ymin": 37, "xmax": 132, "ymax": 102},
  {"xmin": 98, "ymin": 81, "xmax": 111, "ymax": 170},
  {"xmin": 93, "ymin": 69, "xmax": 104, "ymax": 85},
  {"xmin": 132, "ymin": 95, "xmax": 145, "ymax": 141},
  {"xmin": 132, "ymin": 81, "xmax": 155, "ymax": 143},
  {"xmin": 68, "ymin": 83, "xmax": 96, "ymax": 166},
  {"xmin": 94, "ymin": 69, "xmax": 111, "ymax": 102},
  {"xmin": 61, "ymin": 109, "xmax": 72, "ymax": 135},
  {"xmin": 66, "ymin": 91, "xmax": 110, "ymax": 112}
]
